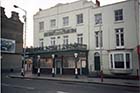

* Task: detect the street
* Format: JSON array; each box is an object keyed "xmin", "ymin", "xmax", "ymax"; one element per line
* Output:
[{"xmin": 2, "ymin": 73, "xmax": 140, "ymax": 93}]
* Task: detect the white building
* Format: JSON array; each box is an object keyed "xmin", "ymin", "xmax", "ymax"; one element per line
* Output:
[{"xmin": 32, "ymin": 0, "xmax": 140, "ymax": 77}]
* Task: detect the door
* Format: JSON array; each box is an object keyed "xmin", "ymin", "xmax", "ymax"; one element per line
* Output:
[
  {"xmin": 56, "ymin": 61, "xmax": 61, "ymax": 74},
  {"xmin": 94, "ymin": 52, "xmax": 100, "ymax": 71}
]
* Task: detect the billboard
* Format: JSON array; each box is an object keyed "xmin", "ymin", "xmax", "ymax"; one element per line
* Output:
[{"xmin": 1, "ymin": 38, "xmax": 16, "ymax": 53}]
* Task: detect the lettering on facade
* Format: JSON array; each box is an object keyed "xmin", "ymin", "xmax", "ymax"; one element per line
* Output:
[{"xmin": 44, "ymin": 28, "xmax": 76, "ymax": 37}]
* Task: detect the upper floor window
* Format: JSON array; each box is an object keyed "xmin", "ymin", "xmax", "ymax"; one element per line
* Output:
[
  {"xmin": 77, "ymin": 14, "xmax": 83, "ymax": 24},
  {"xmin": 114, "ymin": 9, "xmax": 123, "ymax": 21},
  {"xmin": 95, "ymin": 13, "xmax": 102, "ymax": 25},
  {"xmin": 115, "ymin": 28, "xmax": 124, "ymax": 48},
  {"xmin": 63, "ymin": 17, "xmax": 69, "ymax": 26},
  {"xmin": 63, "ymin": 36, "xmax": 69, "ymax": 45},
  {"xmin": 39, "ymin": 22, "xmax": 44, "ymax": 31},
  {"xmin": 51, "ymin": 37, "xmax": 55, "ymax": 46},
  {"xmin": 39, "ymin": 38, "xmax": 44, "ymax": 47},
  {"xmin": 95, "ymin": 31, "xmax": 103, "ymax": 48},
  {"xmin": 77, "ymin": 34, "xmax": 83, "ymax": 44},
  {"xmin": 50, "ymin": 19, "xmax": 56, "ymax": 27}
]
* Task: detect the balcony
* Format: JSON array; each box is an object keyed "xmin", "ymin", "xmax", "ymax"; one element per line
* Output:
[{"xmin": 26, "ymin": 43, "xmax": 87, "ymax": 53}]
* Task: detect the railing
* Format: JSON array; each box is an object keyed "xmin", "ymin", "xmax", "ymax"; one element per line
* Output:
[{"xmin": 26, "ymin": 43, "xmax": 87, "ymax": 53}]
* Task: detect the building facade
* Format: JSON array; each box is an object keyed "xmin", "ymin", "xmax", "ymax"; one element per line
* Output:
[
  {"xmin": 1, "ymin": 7, "xmax": 23, "ymax": 72},
  {"xmin": 32, "ymin": 0, "xmax": 140, "ymax": 77}
]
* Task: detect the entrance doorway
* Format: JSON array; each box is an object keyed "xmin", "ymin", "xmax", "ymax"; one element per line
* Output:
[
  {"xmin": 94, "ymin": 52, "xmax": 100, "ymax": 71},
  {"xmin": 55, "ymin": 59, "xmax": 62, "ymax": 75}
]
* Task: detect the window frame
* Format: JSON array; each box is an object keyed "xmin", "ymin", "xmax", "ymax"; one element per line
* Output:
[
  {"xmin": 50, "ymin": 19, "xmax": 56, "ymax": 27},
  {"xmin": 63, "ymin": 16, "xmax": 69, "ymax": 26},
  {"xmin": 95, "ymin": 13, "xmax": 102, "ymax": 25},
  {"xmin": 109, "ymin": 52, "xmax": 132, "ymax": 70},
  {"xmin": 76, "ymin": 13, "xmax": 83, "ymax": 24},
  {"xmin": 95, "ymin": 31, "xmax": 103, "ymax": 49},
  {"xmin": 50, "ymin": 37, "xmax": 56, "ymax": 46},
  {"xmin": 77, "ymin": 34, "xmax": 83, "ymax": 44},
  {"xmin": 39, "ymin": 21, "xmax": 44, "ymax": 31},
  {"xmin": 39, "ymin": 38, "xmax": 44, "ymax": 47},
  {"xmin": 63, "ymin": 36, "xmax": 69, "ymax": 45},
  {"xmin": 115, "ymin": 28, "xmax": 124, "ymax": 48},
  {"xmin": 114, "ymin": 9, "xmax": 123, "ymax": 21}
]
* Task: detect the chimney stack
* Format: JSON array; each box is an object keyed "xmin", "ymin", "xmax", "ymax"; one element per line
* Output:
[
  {"xmin": 11, "ymin": 11, "xmax": 19, "ymax": 21},
  {"xmin": 1, "ymin": 7, "xmax": 7, "ymax": 18},
  {"xmin": 96, "ymin": 0, "xmax": 100, "ymax": 7}
]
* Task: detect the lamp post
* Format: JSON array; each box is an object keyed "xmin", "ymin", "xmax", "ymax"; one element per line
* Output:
[
  {"xmin": 14, "ymin": 5, "xmax": 27, "ymax": 76},
  {"xmin": 99, "ymin": 16, "xmax": 103, "ymax": 82},
  {"xmin": 52, "ymin": 54, "xmax": 55, "ymax": 77},
  {"xmin": 74, "ymin": 53, "xmax": 78, "ymax": 79},
  {"xmin": 37, "ymin": 55, "xmax": 40, "ymax": 76}
]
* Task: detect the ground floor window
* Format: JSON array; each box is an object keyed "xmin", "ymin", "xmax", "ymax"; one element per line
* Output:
[{"xmin": 110, "ymin": 52, "xmax": 132, "ymax": 69}]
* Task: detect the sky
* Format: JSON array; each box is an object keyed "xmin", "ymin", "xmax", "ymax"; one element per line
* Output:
[{"xmin": 1, "ymin": 0, "xmax": 125, "ymax": 47}]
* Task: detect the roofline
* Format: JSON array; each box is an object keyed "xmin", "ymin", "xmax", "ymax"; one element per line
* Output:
[
  {"xmin": 34, "ymin": 0, "xmax": 95, "ymax": 16},
  {"xmin": 93, "ymin": 0, "xmax": 135, "ymax": 9}
]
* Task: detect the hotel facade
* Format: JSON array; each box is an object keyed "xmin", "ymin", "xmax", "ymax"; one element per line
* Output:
[{"xmin": 31, "ymin": 0, "xmax": 140, "ymax": 77}]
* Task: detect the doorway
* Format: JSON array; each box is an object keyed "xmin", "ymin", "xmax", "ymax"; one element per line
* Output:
[
  {"xmin": 55, "ymin": 60, "xmax": 62, "ymax": 75},
  {"xmin": 94, "ymin": 52, "xmax": 100, "ymax": 71}
]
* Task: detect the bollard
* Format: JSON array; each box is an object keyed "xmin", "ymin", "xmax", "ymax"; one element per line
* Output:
[
  {"xmin": 100, "ymin": 70, "xmax": 103, "ymax": 82},
  {"xmin": 21, "ymin": 68, "xmax": 24, "ymax": 76},
  {"xmin": 37, "ymin": 68, "xmax": 40, "ymax": 76},
  {"xmin": 136, "ymin": 69, "xmax": 139, "ymax": 80}
]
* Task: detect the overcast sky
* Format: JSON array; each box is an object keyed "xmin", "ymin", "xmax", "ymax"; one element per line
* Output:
[{"xmin": 1, "ymin": 0, "xmax": 125, "ymax": 47}]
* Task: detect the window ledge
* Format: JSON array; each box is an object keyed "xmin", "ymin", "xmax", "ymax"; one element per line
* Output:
[
  {"xmin": 76, "ymin": 23, "xmax": 84, "ymax": 26},
  {"xmin": 94, "ymin": 24, "xmax": 103, "ymax": 27},
  {"xmin": 116, "ymin": 46, "xmax": 125, "ymax": 49},
  {"xmin": 114, "ymin": 20, "xmax": 124, "ymax": 24},
  {"xmin": 110, "ymin": 69, "xmax": 132, "ymax": 74}
]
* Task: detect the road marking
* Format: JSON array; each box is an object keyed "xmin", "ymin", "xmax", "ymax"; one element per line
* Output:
[
  {"xmin": 2, "ymin": 83, "xmax": 35, "ymax": 90},
  {"xmin": 57, "ymin": 91, "xmax": 69, "ymax": 93}
]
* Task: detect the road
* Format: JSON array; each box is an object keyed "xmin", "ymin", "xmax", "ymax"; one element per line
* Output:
[{"xmin": 2, "ymin": 73, "xmax": 140, "ymax": 93}]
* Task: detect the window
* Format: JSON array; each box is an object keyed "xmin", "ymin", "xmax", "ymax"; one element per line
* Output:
[
  {"xmin": 115, "ymin": 28, "xmax": 124, "ymax": 48},
  {"xmin": 114, "ymin": 9, "xmax": 123, "ymax": 21},
  {"xmin": 39, "ymin": 22, "xmax": 44, "ymax": 31},
  {"xmin": 39, "ymin": 39, "xmax": 44, "ymax": 47},
  {"xmin": 77, "ymin": 14, "xmax": 83, "ymax": 24},
  {"xmin": 77, "ymin": 34, "xmax": 83, "ymax": 44},
  {"xmin": 110, "ymin": 52, "xmax": 131, "ymax": 69},
  {"xmin": 63, "ymin": 36, "xmax": 68, "ymax": 45},
  {"xmin": 63, "ymin": 17, "xmax": 69, "ymax": 26},
  {"xmin": 50, "ymin": 19, "xmax": 56, "ymax": 27},
  {"xmin": 95, "ymin": 31, "xmax": 103, "ymax": 48},
  {"xmin": 95, "ymin": 13, "xmax": 102, "ymax": 25},
  {"xmin": 114, "ymin": 54, "xmax": 124, "ymax": 68},
  {"xmin": 51, "ymin": 37, "xmax": 55, "ymax": 45},
  {"xmin": 126, "ymin": 53, "xmax": 130, "ymax": 68}
]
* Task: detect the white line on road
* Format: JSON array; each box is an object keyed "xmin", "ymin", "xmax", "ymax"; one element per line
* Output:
[
  {"xmin": 57, "ymin": 91, "xmax": 69, "ymax": 93},
  {"xmin": 2, "ymin": 83, "xmax": 35, "ymax": 90}
]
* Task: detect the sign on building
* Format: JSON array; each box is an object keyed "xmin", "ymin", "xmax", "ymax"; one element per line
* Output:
[{"xmin": 1, "ymin": 38, "xmax": 16, "ymax": 53}]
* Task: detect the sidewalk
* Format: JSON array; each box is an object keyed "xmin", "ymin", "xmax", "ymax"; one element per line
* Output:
[{"xmin": 8, "ymin": 72, "xmax": 140, "ymax": 88}]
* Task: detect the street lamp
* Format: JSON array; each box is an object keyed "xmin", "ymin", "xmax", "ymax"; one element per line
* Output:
[
  {"xmin": 74, "ymin": 53, "xmax": 78, "ymax": 79},
  {"xmin": 52, "ymin": 54, "xmax": 55, "ymax": 77},
  {"xmin": 37, "ymin": 55, "xmax": 40, "ymax": 76},
  {"xmin": 98, "ymin": 16, "xmax": 103, "ymax": 82},
  {"xmin": 14, "ymin": 5, "xmax": 27, "ymax": 76}
]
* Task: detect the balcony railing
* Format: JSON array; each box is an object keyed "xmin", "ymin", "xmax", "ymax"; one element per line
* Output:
[{"xmin": 26, "ymin": 43, "xmax": 87, "ymax": 53}]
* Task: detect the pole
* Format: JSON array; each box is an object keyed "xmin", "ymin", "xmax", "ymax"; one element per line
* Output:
[
  {"xmin": 37, "ymin": 55, "xmax": 40, "ymax": 76},
  {"xmin": 99, "ymin": 18, "xmax": 103, "ymax": 82},
  {"xmin": 74, "ymin": 53, "xmax": 78, "ymax": 79},
  {"xmin": 52, "ymin": 54, "xmax": 55, "ymax": 77},
  {"xmin": 21, "ymin": 57, "xmax": 24, "ymax": 76},
  {"xmin": 13, "ymin": 5, "xmax": 27, "ymax": 76}
]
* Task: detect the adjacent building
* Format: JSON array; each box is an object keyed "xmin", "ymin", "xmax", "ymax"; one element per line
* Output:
[
  {"xmin": 31, "ymin": 0, "xmax": 140, "ymax": 77},
  {"xmin": 1, "ymin": 7, "xmax": 23, "ymax": 72}
]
